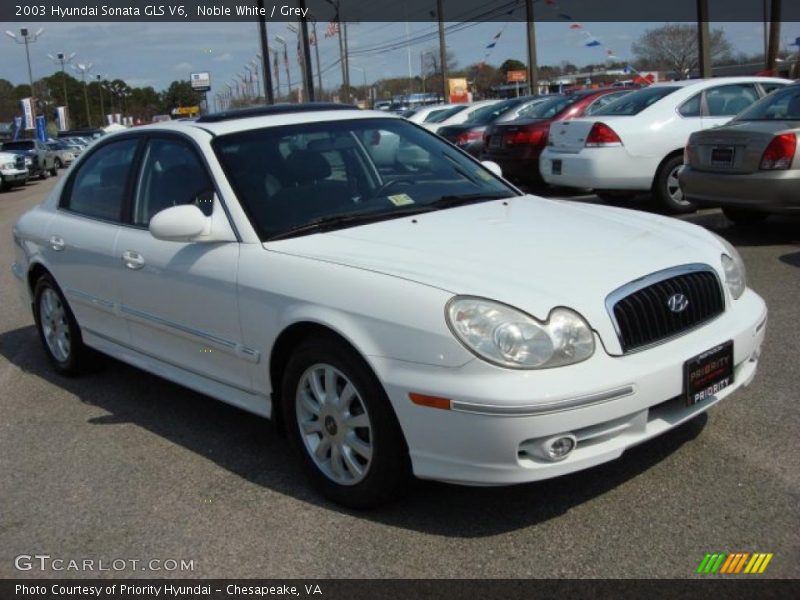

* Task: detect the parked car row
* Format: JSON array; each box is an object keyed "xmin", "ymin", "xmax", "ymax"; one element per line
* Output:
[{"xmin": 0, "ymin": 134, "xmax": 93, "ymax": 192}]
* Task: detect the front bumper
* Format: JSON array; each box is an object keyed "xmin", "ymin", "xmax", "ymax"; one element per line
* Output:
[
  {"xmin": 679, "ymin": 166, "xmax": 800, "ymax": 213},
  {"xmin": 373, "ymin": 289, "xmax": 767, "ymax": 485},
  {"xmin": 540, "ymin": 147, "xmax": 657, "ymax": 191},
  {"xmin": 1, "ymin": 169, "xmax": 28, "ymax": 184}
]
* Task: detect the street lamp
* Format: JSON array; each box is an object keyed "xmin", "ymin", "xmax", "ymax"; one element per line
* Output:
[
  {"xmin": 72, "ymin": 62, "xmax": 93, "ymax": 127},
  {"xmin": 5, "ymin": 27, "xmax": 44, "ymax": 98},
  {"xmin": 274, "ymin": 35, "xmax": 292, "ymax": 101},
  {"xmin": 95, "ymin": 74, "xmax": 107, "ymax": 123},
  {"xmin": 268, "ymin": 46, "xmax": 281, "ymax": 100},
  {"xmin": 47, "ymin": 51, "xmax": 76, "ymax": 128}
]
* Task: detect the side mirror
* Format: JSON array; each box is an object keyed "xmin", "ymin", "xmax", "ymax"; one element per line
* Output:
[
  {"xmin": 149, "ymin": 205, "xmax": 209, "ymax": 242},
  {"xmin": 481, "ymin": 160, "xmax": 503, "ymax": 178}
]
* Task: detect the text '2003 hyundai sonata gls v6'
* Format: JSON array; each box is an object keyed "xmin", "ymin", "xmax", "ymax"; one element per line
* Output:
[{"xmin": 11, "ymin": 104, "xmax": 767, "ymax": 507}]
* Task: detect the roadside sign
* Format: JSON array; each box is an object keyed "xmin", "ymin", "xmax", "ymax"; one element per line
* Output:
[
  {"xmin": 190, "ymin": 71, "xmax": 211, "ymax": 92},
  {"xmin": 507, "ymin": 70, "xmax": 527, "ymax": 83}
]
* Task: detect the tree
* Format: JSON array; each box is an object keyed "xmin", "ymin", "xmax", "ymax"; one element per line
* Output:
[
  {"xmin": 632, "ymin": 23, "xmax": 733, "ymax": 76},
  {"xmin": 499, "ymin": 59, "xmax": 526, "ymax": 74},
  {"xmin": 161, "ymin": 80, "xmax": 205, "ymax": 112}
]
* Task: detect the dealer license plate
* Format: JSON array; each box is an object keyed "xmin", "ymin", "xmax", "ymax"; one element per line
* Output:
[
  {"xmin": 551, "ymin": 159, "xmax": 562, "ymax": 175},
  {"xmin": 683, "ymin": 341, "xmax": 734, "ymax": 406}
]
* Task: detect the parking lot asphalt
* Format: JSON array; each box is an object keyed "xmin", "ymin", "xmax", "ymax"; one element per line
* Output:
[{"xmin": 1, "ymin": 175, "xmax": 798, "ymax": 579}]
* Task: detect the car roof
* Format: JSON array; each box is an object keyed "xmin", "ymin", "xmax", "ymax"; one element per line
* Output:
[
  {"xmin": 649, "ymin": 76, "xmax": 792, "ymax": 89},
  {"xmin": 133, "ymin": 106, "xmax": 402, "ymax": 137}
]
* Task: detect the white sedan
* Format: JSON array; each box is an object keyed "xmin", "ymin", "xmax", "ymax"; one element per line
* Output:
[
  {"xmin": 540, "ymin": 76, "xmax": 791, "ymax": 213},
  {"xmin": 424, "ymin": 99, "xmax": 500, "ymax": 132},
  {"xmin": 12, "ymin": 105, "xmax": 767, "ymax": 507}
]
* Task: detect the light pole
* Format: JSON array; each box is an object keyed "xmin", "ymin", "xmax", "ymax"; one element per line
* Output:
[
  {"xmin": 269, "ymin": 46, "xmax": 281, "ymax": 100},
  {"xmin": 250, "ymin": 59, "xmax": 261, "ymax": 100},
  {"xmin": 47, "ymin": 51, "xmax": 75, "ymax": 128},
  {"xmin": 5, "ymin": 27, "xmax": 44, "ymax": 98},
  {"xmin": 274, "ymin": 36, "xmax": 292, "ymax": 101},
  {"xmin": 72, "ymin": 62, "xmax": 93, "ymax": 127},
  {"xmin": 95, "ymin": 75, "xmax": 106, "ymax": 123},
  {"xmin": 310, "ymin": 19, "xmax": 323, "ymax": 96}
]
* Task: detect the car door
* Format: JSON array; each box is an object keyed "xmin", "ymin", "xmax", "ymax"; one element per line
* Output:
[
  {"xmin": 701, "ymin": 83, "xmax": 761, "ymax": 129},
  {"xmin": 113, "ymin": 134, "xmax": 252, "ymax": 391},
  {"xmin": 45, "ymin": 136, "xmax": 141, "ymax": 344}
]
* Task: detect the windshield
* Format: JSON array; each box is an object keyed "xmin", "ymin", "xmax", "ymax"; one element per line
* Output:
[
  {"xmin": 734, "ymin": 85, "xmax": 800, "ymax": 121},
  {"xmin": 592, "ymin": 86, "xmax": 680, "ymax": 116},
  {"xmin": 2, "ymin": 141, "xmax": 34, "ymax": 150},
  {"xmin": 517, "ymin": 95, "xmax": 580, "ymax": 119},
  {"xmin": 465, "ymin": 100, "xmax": 520, "ymax": 124},
  {"xmin": 213, "ymin": 118, "xmax": 518, "ymax": 241},
  {"xmin": 427, "ymin": 105, "xmax": 468, "ymax": 123}
]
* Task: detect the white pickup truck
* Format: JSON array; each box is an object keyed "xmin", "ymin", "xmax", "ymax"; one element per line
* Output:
[{"xmin": 0, "ymin": 151, "xmax": 29, "ymax": 192}]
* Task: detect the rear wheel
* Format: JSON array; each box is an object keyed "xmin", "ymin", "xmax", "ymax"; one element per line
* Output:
[
  {"xmin": 33, "ymin": 274, "xmax": 90, "ymax": 376},
  {"xmin": 653, "ymin": 155, "xmax": 696, "ymax": 214},
  {"xmin": 281, "ymin": 336, "xmax": 411, "ymax": 508},
  {"xmin": 722, "ymin": 208, "xmax": 769, "ymax": 226}
]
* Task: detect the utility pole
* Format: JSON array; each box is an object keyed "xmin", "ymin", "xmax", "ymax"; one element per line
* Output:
[
  {"xmin": 299, "ymin": 3, "xmax": 315, "ymax": 102},
  {"xmin": 766, "ymin": 0, "xmax": 782, "ymax": 73},
  {"xmin": 256, "ymin": 0, "xmax": 275, "ymax": 104},
  {"xmin": 436, "ymin": 0, "xmax": 448, "ymax": 102},
  {"xmin": 275, "ymin": 36, "xmax": 292, "ymax": 101},
  {"xmin": 311, "ymin": 19, "xmax": 323, "ymax": 96},
  {"xmin": 525, "ymin": 0, "xmax": 539, "ymax": 95},
  {"xmin": 270, "ymin": 47, "xmax": 281, "ymax": 101},
  {"xmin": 696, "ymin": 0, "xmax": 711, "ymax": 78},
  {"xmin": 96, "ymin": 75, "xmax": 105, "ymax": 122}
]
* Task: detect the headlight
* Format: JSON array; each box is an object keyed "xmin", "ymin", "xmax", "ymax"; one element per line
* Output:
[
  {"xmin": 714, "ymin": 234, "xmax": 746, "ymax": 300},
  {"xmin": 446, "ymin": 297, "xmax": 595, "ymax": 369},
  {"xmin": 1, "ymin": 162, "xmax": 15, "ymax": 170}
]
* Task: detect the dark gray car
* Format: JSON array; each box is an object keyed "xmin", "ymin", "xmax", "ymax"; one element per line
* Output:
[{"xmin": 680, "ymin": 84, "xmax": 800, "ymax": 224}]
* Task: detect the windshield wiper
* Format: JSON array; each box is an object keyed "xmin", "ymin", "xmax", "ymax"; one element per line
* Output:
[
  {"xmin": 266, "ymin": 205, "xmax": 438, "ymax": 241},
  {"xmin": 430, "ymin": 192, "xmax": 512, "ymax": 209}
]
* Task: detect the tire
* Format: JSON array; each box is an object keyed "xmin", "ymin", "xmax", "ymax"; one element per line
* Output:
[
  {"xmin": 33, "ymin": 274, "xmax": 90, "ymax": 376},
  {"xmin": 39, "ymin": 167, "xmax": 49, "ymax": 180},
  {"xmin": 52, "ymin": 159, "xmax": 61, "ymax": 173},
  {"xmin": 722, "ymin": 208, "xmax": 769, "ymax": 226},
  {"xmin": 0, "ymin": 177, "xmax": 7, "ymax": 192},
  {"xmin": 281, "ymin": 336, "xmax": 412, "ymax": 508},
  {"xmin": 653, "ymin": 154, "xmax": 696, "ymax": 214}
]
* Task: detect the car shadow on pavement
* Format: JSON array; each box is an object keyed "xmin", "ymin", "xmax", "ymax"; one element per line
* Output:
[{"xmin": 0, "ymin": 324, "xmax": 707, "ymax": 537}]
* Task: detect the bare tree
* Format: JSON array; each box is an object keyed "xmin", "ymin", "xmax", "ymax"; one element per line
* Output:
[{"xmin": 632, "ymin": 24, "xmax": 733, "ymax": 76}]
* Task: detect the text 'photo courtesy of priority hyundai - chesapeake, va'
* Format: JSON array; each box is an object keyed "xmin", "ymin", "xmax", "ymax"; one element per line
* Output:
[{"xmin": 0, "ymin": 0, "xmax": 798, "ymax": 596}]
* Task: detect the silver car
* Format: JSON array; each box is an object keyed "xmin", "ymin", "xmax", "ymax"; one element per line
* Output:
[{"xmin": 680, "ymin": 84, "xmax": 800, "ymax": 224}]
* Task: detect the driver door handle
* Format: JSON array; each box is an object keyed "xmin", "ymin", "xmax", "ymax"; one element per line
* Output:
[
  {"xmin": 49, "ymin": 236, "xmax": 65, "ymax": 251},
  {"xmin": 121, "ymin": 250, "xmax": 145, "ymax": 270}
]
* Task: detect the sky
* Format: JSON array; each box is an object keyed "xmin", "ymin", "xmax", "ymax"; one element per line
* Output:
[{"xmin": 0, "ymin": 21, "xmax": 797, "ymax": 96}]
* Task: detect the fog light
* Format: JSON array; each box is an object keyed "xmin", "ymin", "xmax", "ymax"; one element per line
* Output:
[{"xmin": 544, "ymin": 434, "xmax": 577, "ymax": 461}]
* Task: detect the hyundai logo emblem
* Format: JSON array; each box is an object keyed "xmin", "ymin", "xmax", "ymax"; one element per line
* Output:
[{"xmin": 667, "ymin": 293, "xmax": 689, "ymax": 313}]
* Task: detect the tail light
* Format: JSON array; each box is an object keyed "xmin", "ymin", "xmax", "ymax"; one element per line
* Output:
[
  {"xmin": 503, "ymin": 128, "xmax": 547, "ymax": 146},
  {"xmin": 759, "ymin": 133, "xmax": 796, "ymax": 170},
  {"xmin": 455, "ymin": 130, "xmax": 483, "ymax": 146},
  {"xmin": 585, "ymin": 122, "xmax": 622, "ymax": 147}
]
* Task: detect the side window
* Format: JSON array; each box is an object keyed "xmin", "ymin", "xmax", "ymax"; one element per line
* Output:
[
  {"xmin": 133, "ymin": 138, "xmax": 214, "ymax": 226},
  {"xmin": 679, "ymin": 94, "xmax": 702, "ymax": 117},
  {"xmin": 705, "ymin": 84, "xmax": 759, "ymax": 117},
  {"xmin": 760, "ymin": 82, "xmax": 786, "ymax": 96},
  {"xmin": 64, "ymin": 138, "xmax": 139, "ymax": 221}
]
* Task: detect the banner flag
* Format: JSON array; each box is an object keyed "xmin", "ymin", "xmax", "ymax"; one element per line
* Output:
[
  {"xmin": 20, "ymin": 97, "xmax": 35, "ymax": 129},
  {"xmin": 35, "ymin": 115, "xmax": 47, "ymax": 142},
  {"xmin": 56, "ymin": 106, "xmax": 68, "ymax": 131}
]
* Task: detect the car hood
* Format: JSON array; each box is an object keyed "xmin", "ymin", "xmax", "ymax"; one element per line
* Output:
[{"xmin": 266, "ymin": 196, "xmax": 724, "ymax": 354}]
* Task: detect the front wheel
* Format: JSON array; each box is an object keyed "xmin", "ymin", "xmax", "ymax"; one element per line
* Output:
[
  {"xmin": 33, "ymin": 274, "xmax": 90, "ymax": 376},
  {"xmin": 52, "ymin": 159, "xmax": 61, "ymax": 173},
  {"xmin": 653, "ymin": 155, "xmax": 696, "ymax": 214},
  {"xmin": 39, "ymin": 168, "xmax": 49, "ymax": 180},
  {"xmin": 281, "ymin": 337, "xmax": 411, "ymax": 508}
]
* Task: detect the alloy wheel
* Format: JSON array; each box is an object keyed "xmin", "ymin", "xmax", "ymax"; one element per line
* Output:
[{"xmin": 39, "ymin": 287, "xmax": 71, "ymax": 362}]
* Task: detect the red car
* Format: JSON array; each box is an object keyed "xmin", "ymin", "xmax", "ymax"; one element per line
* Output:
[{"xmin": 481, "ymin": 88, "xmax": 633, "ymax": 186}]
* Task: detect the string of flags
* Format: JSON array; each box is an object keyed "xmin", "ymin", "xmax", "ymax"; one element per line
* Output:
[{"xmin": 541, "ymin": 0, "xmax": 619, "ymax": 59}]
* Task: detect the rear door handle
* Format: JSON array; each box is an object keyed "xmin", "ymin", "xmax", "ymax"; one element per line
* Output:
[
  {"xmin": 121, "ymin": 250, "xmax": 145, "ymax": 270},
  {"xmin": 49, "ymin": 236, "xmax": 65, "ymax": 251}
]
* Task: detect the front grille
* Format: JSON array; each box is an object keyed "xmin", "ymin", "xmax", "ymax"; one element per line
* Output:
[
  {"xmin": 14, "ymin": 155, "xmax": 24, "ymax": 169},
  {"xmin": 609, "ymin": 266, "xmax": 725, "ymax": 352}
]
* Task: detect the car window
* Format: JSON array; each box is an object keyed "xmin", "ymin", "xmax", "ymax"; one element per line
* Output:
[
  {"xmin": 704, "ymin": 84, "xmax": 759, "ymax": 117},
  {"xmin": 133, "ymin": 138, "xmax": 214, "ymax": 226},
  {"xmin": 427, "ymin": 105, "xmax": 467, "ymax": 123},
  {"xmin": 213, "ymin": 118, "xmax": 517, "ymax": 241},
  {"xmin": 64, "ymin": 138, "xmax": 139, "ymax": 221},
  {"xmin": 2, "ymin": 140, "xmax": 34, "ymax": 151},
  {"xmin": 592, "ymin": 86, "xmax": 680, "ymax": 116},
  {"xmin": 517, "ymin": 95, "xmax": 578, "ymax": 119},
  {"xmin": 678, "ymin": 93, "xmax": 702, "ymax": 117},
  {"xmin": 422, "ymin": 109, "xmax": 451, "ymax": 123},
  {"xmin": 583, "ymin": 92, "xmax": 631, "ymax": 116},
  {"xmin": 760, "ymin": 82, "xmax": 787, "ymax": 96},
  {"xmin": 465, "ymin": 100, "xmax": 519, "ymax": 124},
  {"xmin": 734, "ymin": 85, "xmax": 800, "ymax": 121}
]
